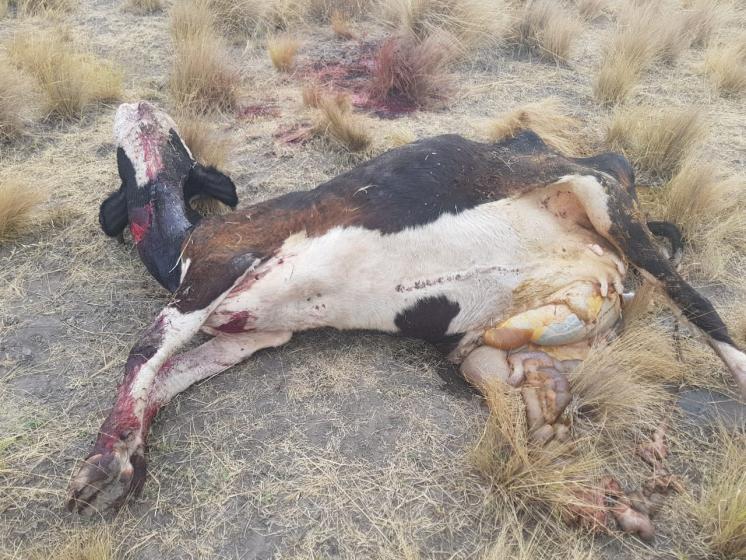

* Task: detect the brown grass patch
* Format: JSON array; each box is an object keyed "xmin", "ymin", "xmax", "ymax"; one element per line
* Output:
[
  {"xmin": 267, "ymin": 34, "xmax": 300, "ymax": 72},
  {"xmin": 0, "ymin": 175, "xmax": 48, "ymax": 243},
  {"xmin": 208, "ymin": 0, "xmax": 307, "ymax": 39},
  {"xmin": 169, "ymin": 3, "xmax": 241, "ymax": 113},
  {"xmin": 703, "ymin": 39, "xmax": 746, "ymax": 96},
  {"xmin": 176, "ymin": 115, "xmax": 232, "ymax": 169},
  {"xmin": 575, "ymin": 0, "xmax": 606, "ymax": 21},
  {"xmin": 606, "ymin": 106, "xmax": 705, "ymax": 179},
  {"xmin": 26, "ymin": 529, "xmax": 115, "ymax": 560},
  {"xmin": 331, "ymin": 10, "xmax": 354, "ymax": 38},
  {"xmin": 368, "ymin": 31, "xmax": 455, "ymax": 110},
  {"xmin": 378, "ymin": 0, "xmax": 509, "ymax": 49},
  {"xmin": 645, "ymin": 161, "xmax": 746, "ymax": 282},
  {"xmin": 509, "ymin": 0, "xmax": 582, "ymax": 64},
  {"xmin": 8, "ymin": 30, "xmax": 121, "ymax": 120},
  {"xmin": 0, "ymin": 57, "xmax": 34, "ymax": 142},
  {"xmin": 312, "ymin": 93, "xmax": 372, "ymax": 152},
  {"xmin": 9, "ymin": 0, "xmax": 74, "ymax": 16},
  {"xmin": 484, "ymin": 97, "xmax": 584, "ymax": 155},
  {"xmin": 125, "ymin": 0, "xmax": 162, "ymax": 14},
  {"xmin": 683, "ymin": 0, "xmax": 724, "ymax": 47},
  {"xmin": 170, "ymin": 0, "xmax": 214, "ymax": 42},
  {"xmin": 594, "ymin": 3, "xmax": 691, "ymax": 105},
  {"xmin": 695, "ymin": 429, "xmax": 746, "ymax": 559}
]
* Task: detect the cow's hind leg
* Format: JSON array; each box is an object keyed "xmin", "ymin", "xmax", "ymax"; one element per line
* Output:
[
  {"xmin": 67, "ymin": 329, "xmax": 291, "ymax": 515},
  {"xmin": 562, "ymin": 173, "xmax": 746, "ymax": 398}
]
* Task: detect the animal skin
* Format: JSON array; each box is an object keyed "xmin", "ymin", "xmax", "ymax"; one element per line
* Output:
[{"xmin": 67, "ymin": 102, "xmax": 746, "ymax": 522}]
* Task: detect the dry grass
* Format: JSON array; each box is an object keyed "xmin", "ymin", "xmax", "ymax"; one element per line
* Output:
[
  {"xmin": 593, "ymin": 3, "xmax": 691, "ymax": 105},
  {"xmin": 695, "ymin": 429, "xmax": 746, "ymax": 559},
  {"xmin": 9, "ymin": 0, "xmax": 74, "ymax": 16},
  {"xmin": 645, "ymin": 161, "xmax": 746, "ymax": 282},
  {"xmin": 7, "ymin": 31, "xmax": 120, "ymax": 120},
  {"xmin": 330, "ymin": 10, "xmax": 354, "ymax": 38},
  {"xmin": 368, "ymin": 31, "xmax": 455, "ymax": 109},
  {"xmin": 0, "ymin": 57, "xmax": 34, "ymax": 143},
  {"xmin": 683, "ymin": 0, "xmax": 725, "ymax": 47},
  {"xmin": 125, "ymin": 0, "xmax": 162, "ymax": 14},
  {"xmin": 312, "ymin": 93, "xmax": 372, "ymax": 152},
  {"xmin": 606, "ymin": 106, "xmax": 705, "ymax": 179},
  {"xmin": 377, "ymin": 0, "xmax": 509, "ymax": 49},
  {"xmin": 509, "ymin": 0, "xmax": 582, "ymax": 64},
  {"xmin": 575, "ymin": 0, "xmax": 606, "ymax": 21},
  {"xmin": 170, "ymin": 3, "xmax": 241, "ymax": 113},
  {"xmin": 0, "ymin": 176, "xmax": 47, "ymax": 243},
  {"xmin": 170, "ymin": 0, "xmax": 214, "ymax": 42},
  {"xmin": 208, "ymin": 0, "xmax": 308, "ymax": 40},
  {"xmin": 267, "ymin": 34, "xmax": 300, "ymax": 72},
  {"xmin": 27, "ymin": 529, "xmax": 115, "ymax": 560},
  {"xmin": 471, "ymin": 383, "xmax": 606, "ymax": 522},
  {"xmin": 484, "ymin": 98, "xmax": 585, "ymax": 155},
  {"xmin": 703, "ymin": 39, "xmax": 746, "ymax": 96},
  {"xmin": 176, "ymin": 115, "xmax": 232, "ymax": 168}
]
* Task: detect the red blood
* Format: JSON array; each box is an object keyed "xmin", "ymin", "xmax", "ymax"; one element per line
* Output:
[
  {"xmin": 129, "ymin": 202, "xmax": 153, "ymax": 244},
  {"xmin": 215, "ymin": 311, "xmax": 253, "ymax": 333},
  {"xmin": 239, "ymin": 104, "xmax": 280, "ymax": 119}
]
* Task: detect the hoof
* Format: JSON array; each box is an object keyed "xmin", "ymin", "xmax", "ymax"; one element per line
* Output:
[{"xmin": 66, "ymin": 438, "xmax": 146, "ymax": 516}]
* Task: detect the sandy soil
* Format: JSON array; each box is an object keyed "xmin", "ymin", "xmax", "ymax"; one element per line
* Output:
[{"xmin": 1, "ymin": 1, "xmax": 744, "ymax": 559}]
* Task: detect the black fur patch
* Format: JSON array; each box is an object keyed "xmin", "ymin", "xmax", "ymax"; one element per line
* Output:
[
  {"xmin": 394, "ymin": 295, "xmax": 461, "ymax": 343},
  {"xmin": 99, "ymin": 189, "xmax": 128, "ymax": 237}
]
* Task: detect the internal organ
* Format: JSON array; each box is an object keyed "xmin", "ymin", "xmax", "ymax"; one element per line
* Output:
[{"xmin": 484, "ymin": 281, "xmax": 621, "ymax": 351}]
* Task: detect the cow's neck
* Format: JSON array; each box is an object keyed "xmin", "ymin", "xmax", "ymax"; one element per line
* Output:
[{"xmin": 128, "ymin": 180, "xmax": 197, "ymax": 293}]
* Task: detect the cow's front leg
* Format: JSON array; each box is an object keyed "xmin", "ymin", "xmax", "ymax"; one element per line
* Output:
[{"xmin": 66, "ymin": 304, "xmax": 210, "ymax": 515}]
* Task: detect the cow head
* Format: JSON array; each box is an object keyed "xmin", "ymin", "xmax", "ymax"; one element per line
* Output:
[
  {"xmin": 99, "ymin": 101, "xmax": 238, "ymax": 291},
  {"xmin": 99, "ymin": 101, "xmax": 238, "ymax": 238}
]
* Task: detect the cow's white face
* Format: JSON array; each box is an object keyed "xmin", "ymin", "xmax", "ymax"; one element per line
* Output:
[{"xmin": 114, "ymin": 101, "xmax": 191, "ymax": 187}]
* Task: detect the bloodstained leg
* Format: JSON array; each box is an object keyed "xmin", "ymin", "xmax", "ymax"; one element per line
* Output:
[{"xmin": 67, "ymin": 327, "xmax": 291, "ymax": 515}]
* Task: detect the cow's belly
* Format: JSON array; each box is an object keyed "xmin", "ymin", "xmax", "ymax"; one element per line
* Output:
[{"xmin": 206, "ymin": 194, "xmax": 623, "ymax": 336}]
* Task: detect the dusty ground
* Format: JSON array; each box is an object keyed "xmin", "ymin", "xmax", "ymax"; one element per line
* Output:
[{"xmin": 1, "ymin": 1, "xmax": 745, "ymax": 559}]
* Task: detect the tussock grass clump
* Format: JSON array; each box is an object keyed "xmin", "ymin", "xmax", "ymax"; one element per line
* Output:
[
  {"xmin": 125, "ymin": 0, "xmax": 162, "ymax": 14},
  {"xmin": 606, "ymin": 106, "xmax": 705, "ymax": 179},
  {"xmin": 313, "ymin": 94, "xmax": 372, "ymax": 152},
  {"xmin": 267, "ymin": 34, "xmax": 300, "ymax": 72},
  {"xmin": 8, "ymin": 31, "xmax": 121, "ymax": 120},
  {"xmin": 485, "ymin": 98, "xmax": 584, "ymax": 155},
  {"xmin": 170, "ymin": 0, "xmax": 214, "ymax": 42},
  {"xmin": 594, "ymin": 3, "xmax": 690, "ymax": 105},
  {"xmin": 0, "ymin": 58, "xmax": 34, "ymax": 142},
  {"xmin": 378, "ymin": 0, "xmax": 509, "ymax": 49},
  {"xmin": 695, "ymin": 430, "xmax": 746, "ymax": 559},
  {"xmin": 0, "ymin": 176, "xmax": 47, "ymax": 243},
  {"xmin": 176, "ymin": 115, "xmax": 231, "ymax": 168},
  {"xmin": 575, "ymin": 0, "xmax": 606, "ymax": 21},
  {"xmin": 331, "ymin": 10, "xmax": 354, "ymax": 38},
  {"xmin": 208, "ymin": 0, "xmax": 307, "ymax": 39},
  {"xmin": 170, "ymin": 1, "xmax": 241, "ymax": 113},
  {"xmin": 647, "ymin": 161, "xmax": 746, "ymax": 281},
  {"xmin": 9, "ymin": 0, "xmax": 74, "ymax": 16},
  {"xmin": 368, "ymin": 31, "xmax": 455, "ymax": 109},
  {"xmin": 471, "ymin": 383, "xmax": 605, "ymax": 521},
  {"xmin": 510, "ymin": 0, "xmax": 582, "ymax": 63},
  {"xmin": 570, "ymin": 325, "xmax": 674, "ymax": 442},
  {"xmin": 683, "ymin": 0, "xmax": 724, "ymax": 47},
  {"xmin": 703, "ymin": 40, "xmax": 746, "ymax": 96}
]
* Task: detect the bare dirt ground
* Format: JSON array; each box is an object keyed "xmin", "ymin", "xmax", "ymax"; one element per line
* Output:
[{"xmin": 1, "ymin": 1, "xmax": 745, "ymax": 559}]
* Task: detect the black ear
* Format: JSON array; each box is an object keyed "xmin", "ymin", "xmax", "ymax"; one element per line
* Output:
[
  {"xmin": 184, "ymin": 164, "xmax": 238, "ymax": 209},
  {"xmin": 99, "ymin": 187, "xmax": 128, "ymax": 237}
]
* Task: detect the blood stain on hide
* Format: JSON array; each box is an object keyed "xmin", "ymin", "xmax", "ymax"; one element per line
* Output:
[
  {"xmin": 215, "ymin": 311, "xmax": 253, "ymax": 333},
  {"xmin": 394, "ymin": 295, "xmax": 460, "ymax": 343},
  {"xmin": 129, "ymin": 202, "xmax": 153, "ymax": 244}
]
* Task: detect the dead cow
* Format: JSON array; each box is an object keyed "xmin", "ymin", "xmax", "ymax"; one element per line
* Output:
[{"xmin": 67, "ymin": 101, "xmax": 746, "ymax": 518}]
